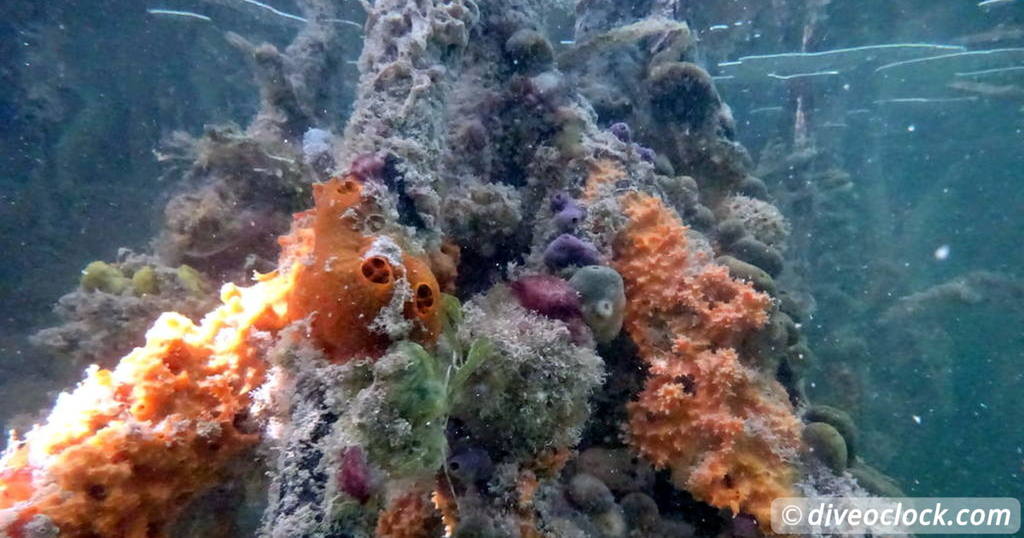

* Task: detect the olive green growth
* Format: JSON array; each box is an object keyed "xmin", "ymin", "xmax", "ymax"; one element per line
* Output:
[
  {"xmin": 804, "ymin": 404, "xmax": 859, "ymax": 461},
  {"xmin": 175, "ymin": 264, "xmax": 207, "ymax": 295},
  {"xmin": 80, "ymin": 261, "xmax": 131, "ymax": 294},
  {"xmin": 131, "ymin": 266, "xmax": 159, "ymax": 296},
  {"xmin": 569, "ymin": 265, "xmax": 626, "ymax": 343},
  {"xmin": 803, "ymin": 421, "xmax": 848, "ymax": 473}
]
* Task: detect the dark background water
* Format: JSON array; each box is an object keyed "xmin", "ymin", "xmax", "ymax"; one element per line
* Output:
[{"xmin": 1, "ymin": 0, "xmax": 1022, "ymax": 506}]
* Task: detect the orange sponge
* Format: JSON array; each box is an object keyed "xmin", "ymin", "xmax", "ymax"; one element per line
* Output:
[
  {"xmin": 0, "ymin": 174, "xmax": 443, "ymax": 537},
  {"xmin": 613, "ymin": 192, "xmax": 801, "ymax": 531},
  {"xmin": 0, "ymin": 277, "xmax": 286, "ymax": 537},
  {"xmin": 286, "ymin": 176, "xmax": 441, "ymax": 360}
]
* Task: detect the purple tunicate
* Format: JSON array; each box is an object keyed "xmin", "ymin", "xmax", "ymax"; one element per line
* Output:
[
  {"xmin": 338, "ymin": 446, "xmax": 372, "ymax": 504},
  {"xmin": 731, "ymin": 513, "xmax": 759, "ymax": 538},
  {"xmin": 543, "ymin": 234, "xmax": 602, "ymax": 270},
  {"xmin": 509, "ymin": 274, "xmax": 581, "ymax": 321},
  {"xmin": 552, "ymin": 198, "xmax": 585, "ymax": 233},
  {"xmin": 637, "ymin": 146, "xmax": 656, "ymax": 162},
  {"xmin": 609, "ymin": 122, "xmax": 632, "ymax": 143},
  {"xmin": 550, "ymin": 191, "xmax": 570, "ymax": 212},
  {"xmin": 447, "ymin": 447, "xmax": 494, "ymax": 486}
]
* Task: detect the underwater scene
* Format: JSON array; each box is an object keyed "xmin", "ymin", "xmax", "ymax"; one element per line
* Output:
[{"xmin": 1, "ymin": 0, "xmax": 1022, "ymax": 536}]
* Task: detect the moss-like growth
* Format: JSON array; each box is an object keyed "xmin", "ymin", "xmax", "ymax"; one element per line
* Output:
[
  {"xmin": 131, "ymin": 266, "xmax": 159, "ymax": 296},
  {"xmin": 80, "ymin": 261, "xmax": 131, "ymax": 294},
  {"xmin": 453, "ymin": 287, "xmax": 605, "ymax": 458}
]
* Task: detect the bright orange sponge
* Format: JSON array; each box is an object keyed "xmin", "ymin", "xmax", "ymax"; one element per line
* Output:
[
  {"xmin": 0, "ymin": 175, "xmax": 443, "ymax": 537},
  {"xmin": 0, "ymin": 278, "xmax": 286, "ymax": 537},
  {"xmin": 613, "ymin": 193, "xmax": 801, "ymax": 531}
]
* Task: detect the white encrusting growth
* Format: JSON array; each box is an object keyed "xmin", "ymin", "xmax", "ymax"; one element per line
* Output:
[{"xmin": 146, "ymin": 8, "xmax": 213, "ymax": 22}]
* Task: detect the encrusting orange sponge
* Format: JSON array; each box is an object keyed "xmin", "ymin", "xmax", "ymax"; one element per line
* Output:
[
  {"xmin": 375, "ymin": 490, "xmax": 442, "ymax": 538},
  {"xmin": 612, "ymin": 192, "xmax": 801, "ymax": 532},
  {"xmin": 0, "ymin": 174, "xmax": 443, "ymax": 537}
]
